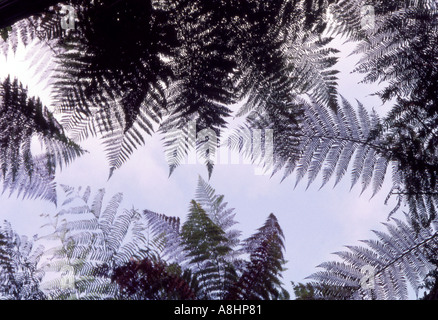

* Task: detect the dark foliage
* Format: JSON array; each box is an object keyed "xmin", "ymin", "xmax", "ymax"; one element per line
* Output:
[
  {"xmin": 0, "ymin": 76, "xmax": 84, "ymax": 203},
  {"xmin": 0, "ymin": 222, "xmax": 46, "ymax": 300},
  {"xmin": 226, "ymin": 213, "xmax": 289, "ymax": 300},
  {"xmin": 112, "ymin": 258, "xmax": 196, "ymax": 300},
  {"xmin": 0, "ymin": 0, "xmax": 438, "ymax": 301},
  {"xmin": 109, "ymin": 180, "xmax": 289, "ymax": 300}
]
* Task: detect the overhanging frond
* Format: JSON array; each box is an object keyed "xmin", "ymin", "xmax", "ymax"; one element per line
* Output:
[
  {"xmin": 231, "ymin": 96, "xmax": 391, "ymax": 196},
  {"xmin": 0, "ymin": 76, "xmax": 84, "ymax": 204}
]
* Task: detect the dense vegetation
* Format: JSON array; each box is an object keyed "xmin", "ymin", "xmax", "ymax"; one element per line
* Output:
[{"xmin": 0, "ymin": 0, "xmax": 437, "ymax": 299}]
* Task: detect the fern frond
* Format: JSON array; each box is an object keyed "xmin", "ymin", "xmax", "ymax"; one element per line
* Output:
[
  {"xmin": 352, "ymin": 1, "xmax": 438, "ymax": 102},
  {"xmin": 181, "ymin": 200, "xmax": 237, "ymax": 299},
  {"xmin": 49, "ymin": 0, "xmax": 174, "ymax": 176},
  {"xmin": 0, "ymin": 76, "xmax": 84, "ymax": 204},
  {"xmin": 40, "ymin": 186, "xmax": 159, "ymax": 299},
  {"xmin": 0, "ymin": 221, "xmax": 46, "ymax": 300},
  {"xmin": 195, "ymin": 176, "xmax": 241, "ymax": 251},
  {"xmin": 307, "ymin": 213, "xmax": 438, "ymax": 300},
  {"xmin": 232, "ymin": 96, "xmax": 391, "ymax": 196},
  {"xmin": 226, "ymin": 213, "xmax": 288, "ymax": 300}
]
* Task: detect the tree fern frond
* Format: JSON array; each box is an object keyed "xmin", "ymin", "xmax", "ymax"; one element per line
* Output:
[
  {"xmin": 143, "ymin": 209, "xmax": 184, "ymax": 264},
  {"xmin": 307, "ymin": 213, "xmax": 438, "ymax": 299},
  {"xmin": 195, "ymin": 176, "xmax": 241, "ymax": 251},
  {"xmin": 352, "ymin": 1, "xmax": 438, "ymax": 103},
  {"xmin": 0, "ymin": 221, "xmax": 46, "ymax": 300},
  {"xmin": 0, "ymin": 76, "xmax": 84, "ymax": 204},
  {"xmin": 40, "ymin": 186, "xmax": 157, "ymax": 299},
  {"xmin": 49, "ymin": 0, "xmax": 174, "ymax": 176},
  {"xmin": 232, "ymin": 96, "xmax": 391, "ymax": 196},
  {"xmin": 226, "ymin": 213, "xmax": 288, "ymax": 300},
  {"xmin": 181, "ymin": 200, "xmax": 237, "ymax": 299}
]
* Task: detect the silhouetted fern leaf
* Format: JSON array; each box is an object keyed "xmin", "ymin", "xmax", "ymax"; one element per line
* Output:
[
  {"xmin": 231, "ymin": 96, "xmax": 391, "ymax": 196},
  {"xmin": 307, "ymin": 213, "xmax": 438, "ymax": 299},
  {"xmin": 0, "ymin": 221, "xmax": 45, "ymax": 300},
  {"xmin": 226, "ymin": 213, "xmax": 288, "ymax": 300},
  {"xmin": 0, "ymin": 76, "xmax": 84, "ymax": 203},
  {"xmin": 40, "ymin": 186, "xmax": 157, "ymax": 299}
]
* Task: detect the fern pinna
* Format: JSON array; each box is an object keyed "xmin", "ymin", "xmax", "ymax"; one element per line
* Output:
[{"xmin": 226, "ymin": 213, "xmax": 289, "ymax": 300}]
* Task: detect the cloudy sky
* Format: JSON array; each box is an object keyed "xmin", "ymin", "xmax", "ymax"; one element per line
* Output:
[{"xmin": 0, "ymin": 30, "xmax": 402, "ymax": 297}]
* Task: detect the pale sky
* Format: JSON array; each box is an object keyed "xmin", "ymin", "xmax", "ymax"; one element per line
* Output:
[{"xmin": 0, "ymin": 31, "xmax": 403, "ymax": 298}]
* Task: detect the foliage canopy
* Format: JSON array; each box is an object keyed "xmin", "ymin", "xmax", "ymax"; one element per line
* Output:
[{"xmin": 0, "ymin": 0, "xmax": 437, "ymax": 300}]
